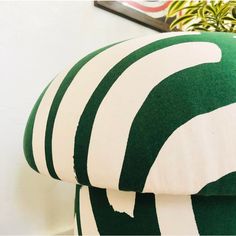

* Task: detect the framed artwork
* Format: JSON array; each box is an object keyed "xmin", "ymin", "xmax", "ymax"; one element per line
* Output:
[{"xmin": 94, "ymin": 0, "xmax": 176, "ymax": 32}]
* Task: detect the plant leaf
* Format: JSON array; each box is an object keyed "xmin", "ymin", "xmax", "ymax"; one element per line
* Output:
[
  {"xmin": 205, "ymin": 4, "xmax": 217, "ymax": 16},
  {"xmin": 192, "ymin": 27, "xmax": 209, "ymax": 31},
  {"xmin": 217, "ymin": 3, "xmax": 231, "ymax": 18},
  {"xmin": 233, "ymin": 7, "xmax": 236, "ymax": 18},
  {"xmin": 222, "ymin": 16, "xmax": 236, "ymax": 21},
  {"xmin": 167, "ymin": 0, "xmax": 188, "ymax": 18},
  {"xmin": 169, "ymin": 14, "xmax": 195, "ymax": 30}
]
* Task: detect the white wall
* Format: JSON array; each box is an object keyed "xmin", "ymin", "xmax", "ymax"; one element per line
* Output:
[{"xmin": 0, "ymin": 1, "xmax": 155, "ymax": 234}]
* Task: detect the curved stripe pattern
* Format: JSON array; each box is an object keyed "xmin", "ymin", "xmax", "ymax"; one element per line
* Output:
[
  {"xmin": 33, "ymin": 69, "xmax": 71, "ymax": 176},
  {"xmin": 24, "ymin": 32, "xmax": 192, "ymax": 182},
  {"xmin": 197, "ymin": 171, "xmax": 236, "ymax": 196},
  {"xmin": 75, "ymin": 185, "xmax": 236, "ymax": 235},
  {"xmin": 24, "ymin": 42, "xmax": 118, "ymax": 179},
  {"xmin": 52, "ymin": 33, "xmax": 184, "ymax": 182},
  {"xmin": 87, "ymin": 41, "xmax": 221, "ymax": 190},
  {"xmin": 24, "ymin": 32, "xmax": 236, "ymax": 196},
  {"xmin": 74, "ymin": 32, "xmax": 199, "ymax": 186},
  {"xmin": 88, "ymin": 186, "xmax": 160, "ymax": 235},
  {"xmin": 144, "ymin": 103, "xmax": 236, "ymax": 194},
  {"xmin": 23, "ymin": 84, "xmax": 50, "ymax": 172},
  {"xmin": 119, "ymin": 33, "xmax": 236, "ymax": 192},
  {"xmin": 44, "ymin": 43, "xmax": 117, "ymax": 180},
  {"xmin": 24, "ymin": 32, "xmax": 236, "ymax": 236}
]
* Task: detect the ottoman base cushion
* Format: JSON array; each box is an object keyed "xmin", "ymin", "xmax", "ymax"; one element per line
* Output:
[{"xmin": 74, "ymin": 185, "xmax": 236, "ymax": 235}]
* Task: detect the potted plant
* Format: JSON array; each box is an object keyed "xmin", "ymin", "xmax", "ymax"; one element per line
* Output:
[{"xmin": 166, "ymin": 0, "xmax": 236, "ymax": 32}]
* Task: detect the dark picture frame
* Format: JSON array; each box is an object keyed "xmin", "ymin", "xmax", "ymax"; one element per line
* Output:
[{"xmin": 94, "ymin": 0, "xmax": 176, "ymax": 32}]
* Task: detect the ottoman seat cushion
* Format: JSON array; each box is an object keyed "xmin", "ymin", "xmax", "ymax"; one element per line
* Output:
[{"xmin": 24, "ymin": 32, "xmax": 236, "ymax": 196}]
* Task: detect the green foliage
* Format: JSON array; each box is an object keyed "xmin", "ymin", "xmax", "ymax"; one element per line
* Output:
[{"xmin": 166, "ymin": 0, "xmax": 236, "ymax": 32}]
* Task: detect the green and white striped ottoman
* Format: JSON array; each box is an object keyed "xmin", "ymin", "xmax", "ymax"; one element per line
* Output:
[{"xmin": 24, "ymin": 32, "xmax": 236, "ymax": 235}]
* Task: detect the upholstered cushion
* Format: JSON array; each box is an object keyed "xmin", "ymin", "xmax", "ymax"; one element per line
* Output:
[
  {"xmin": 74, "ymin": 185, "xmax": 236, "ymax": 235},
  {"xmin": 24, "ymin": 32, "xmax": 236, "ymax": 195}
]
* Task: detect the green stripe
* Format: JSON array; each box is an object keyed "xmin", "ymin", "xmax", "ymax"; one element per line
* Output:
[
  {"xmin": 191, "ymin": 195, "xmax": 236, "ymax": 235},
  {"xmin": 197, "ymin": 172, "xmax": 236, "ymax": 196},
  {"xmin": 44, "ymin": 43, "xmax": 117, "ymax": 180},
  {"xmin": 73, "ymin": 33, "xmax": 203, "ymax": 186},
  {"xmin": 119, "ymin": 32, "xmax": 236, "ymax": 192},
  {"xmin": 23, "ymin": 83, "xmax": 51, "ymax": 172},
  {"xmin": 75, "ymin": 185, "xmax": 82, "ymax": 236},
  {"xmin": 89, "ymin": 187, "xmax": 160, "ymax": 235}
]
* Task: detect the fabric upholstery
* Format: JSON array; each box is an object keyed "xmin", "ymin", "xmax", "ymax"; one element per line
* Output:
[
  {"xmin": 74, "ymin": 185, "xmax": 236, "ymax": 235},
  {"xmin": 23, "ymin": 32, "xmax": 236, "ymax": 235},
  {"xmin": 24, "ymin": 32, "xmax": 236, "ymax": 196}
]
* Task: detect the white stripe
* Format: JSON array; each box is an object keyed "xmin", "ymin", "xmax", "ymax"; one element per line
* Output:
[
  {"xmin": 88, "ymin": 41, "xmax": 221, "ymax": 190},
  {"xmin": 144, "ymin": 102, "xmax": 236, "ymax": 194},
  {"xmin": 52, "ymin": 32, "xmax": 195, "ymax": 183},
  {"xmin": 80, "ymin": 186, "xmax": 99, "ymax": 235},
  {"xmin": 155, "ymin": 195, "xmax": 199, "ymax": 235},
  {"xmin": 106, "ymin": 189, "xmax": 135, "ymax": 217},
  {"xmin": 32, "ymin": 68, "xmax": 70, "ymax": 176}
]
